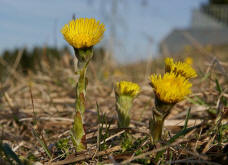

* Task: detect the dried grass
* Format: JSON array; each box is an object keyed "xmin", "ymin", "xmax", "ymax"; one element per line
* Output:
[{"xmin": 0, "ymin": 45, "xmax": 228, "ymax": 164}]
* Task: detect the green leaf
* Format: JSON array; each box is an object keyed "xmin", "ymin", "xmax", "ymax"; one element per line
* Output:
[{"xmin": 1, "ymin": 143, "xmax": 22, "ymax": 165}]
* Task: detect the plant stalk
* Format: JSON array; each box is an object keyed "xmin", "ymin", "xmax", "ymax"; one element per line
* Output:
[
  {"xmin": 116, "ymin": 95, "xmax": 133, "ymax": 128},
  {"xmin": 149, "ymin": 96, "xmax": 174, "ymax": 144},
  {"xmin": 72, "ymin": 47, "xmax": 93, "ymax": 152}
]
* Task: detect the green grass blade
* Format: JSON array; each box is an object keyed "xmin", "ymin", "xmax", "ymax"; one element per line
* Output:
[
  {"xmin": 187, "ymin": 96, "xmax": 206, "ymax": 106},
  {"xmin": 32, "ymin": 128, "xmax": 52, "ymax": 159},
  {"xmin": 168, "ymin": 107, "xmax": 196, "ymax": 144},
  {"xmin": 183, "ymin": 107, "xmax": 191, "ymax": 130},
  {"xmin": 168, "ymin": 126, "xmax": 196, "ymax": 144}
]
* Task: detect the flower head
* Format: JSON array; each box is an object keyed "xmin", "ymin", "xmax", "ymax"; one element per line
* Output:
[
  {"xmin": 61, "ymin": 18, "xmax": 105, "ymax": 49},
  {"xmin": 116, "ymin": 81, "xmax": 140, "ymax": 97},
  {"xmin": 149, "ymin": 72, "xmax": 192, "ymax": 104},
  {"xmin": 165, "ymin": 58, "xmax": 197, "ymax": 79}
]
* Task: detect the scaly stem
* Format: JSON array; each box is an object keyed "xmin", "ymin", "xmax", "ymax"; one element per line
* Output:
[
  {"xmin": 149, "ymin": 112, "xmax": 165, "ymax": 144},
  {"xmin": 149, "ymin": 96, "xmax": 174, "ymax": 144},
  {"xmin": 71, "ymin": 47, "xmax": 93, "ymax": 152},
  {"xmin": 116, "ymin": 95, "xmax": 133, "ymax": 128}
]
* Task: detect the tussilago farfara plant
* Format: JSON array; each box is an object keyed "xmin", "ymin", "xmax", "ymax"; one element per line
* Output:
[
  {"xmin": 61, "ymin": 18, "xmax": 105, "ymax": 151},
  {"xmin": 115, "ymin": 81, "xmax": 140, "ymax": 128},
  {"xmin": 149, "ymin": 58, "xmax": 197, "ymax": 143}
]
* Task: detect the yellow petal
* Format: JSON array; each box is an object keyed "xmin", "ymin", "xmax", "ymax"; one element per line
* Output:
[{"xmin": 61, "ymin": 18, "xmax": 105, "ymax": 48}]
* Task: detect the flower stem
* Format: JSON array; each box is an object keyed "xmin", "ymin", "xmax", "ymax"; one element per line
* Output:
[
  {"xmin": 149, "ymin": 112, "xmax": 165, "ymax": 144},
  {"xmin": 116, "ymin": 95, "xmax": 133, "ymax": 128},
  {"xmin": 149, "ymin": 96, "xmax": 174, "ymax": 144},
  {"xmin": 72, "ymin": 47, "xmax": 93, "ymax": 152}
]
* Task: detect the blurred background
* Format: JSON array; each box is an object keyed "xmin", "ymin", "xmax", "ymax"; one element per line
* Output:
[{"xmin": 1, "ymin": 0, "xmax": 219, "ymax": 61}]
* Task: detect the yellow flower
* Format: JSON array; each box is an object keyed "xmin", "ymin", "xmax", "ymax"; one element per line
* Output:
[
  {"xmin": 116, "ymin": 81, "xmax": 140, "ymax": 97},
  {"xmin": 165, "ymin": 57, "xmax": 197, "ymax": 79},
  {"xmin": 61, "ymin": 18, "xmax": 105, "ymax": 49},
  {"xmin": 150, "ymin": 72, "xmax": 192, "ymax": 104},
  {"xmin": 184, "ymin": 57, "xmax": 193, "ymax": 65}
]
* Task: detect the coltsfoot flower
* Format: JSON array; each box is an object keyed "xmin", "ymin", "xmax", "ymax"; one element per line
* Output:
[
  {"xmin": 149, "ymin": 72, "xmax": 192, "ymax": 143},
  {"xmin": 116, "ymin": 81, "xmax": 140, "ymax": 97},
  {"xmin": 61, "ymin": 17, "xmax": 105, "ymax": 152},
  {"xmin": 150, "ymin": 72, "xmax": 192, "ymax": 104},
  {"xmin": 115, "ymin": 81, "xmax": 140, "ymax": 128},
  {"xmin": 61, "ymin": 18, "xmax": 105, "ymax": 49},
  {"xmin": 165, "ymin": 57, "xmax": 197, "ymax": 79}
]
